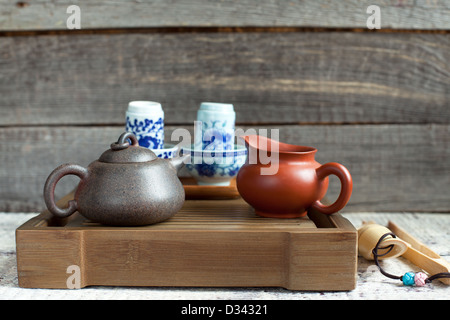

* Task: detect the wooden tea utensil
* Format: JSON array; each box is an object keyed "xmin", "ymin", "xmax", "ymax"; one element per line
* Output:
[
  {"xmin": 358, "ymin": 222, "xmax": 409, "ymax": 260},
  {"xmin": 387, "ymin": 221, "xmax": 450, "ymax": 285},
  {"xmin": 358, "ymin": 221, "xmax": 450, "ymax": 285}
]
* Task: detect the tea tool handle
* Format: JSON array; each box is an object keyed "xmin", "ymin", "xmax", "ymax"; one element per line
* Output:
[
  {"xmin": 43, "ymin": 164, "xmax": 88, "ymax": 218},
  {"xmin": 312, "ymin": 162, "xmax": 353, "ymax": 215}
]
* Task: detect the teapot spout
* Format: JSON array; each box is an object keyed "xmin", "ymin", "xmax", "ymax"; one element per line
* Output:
[{"xmin": 168, "ymin": 154, "xmax": 190, "ymax": 172}]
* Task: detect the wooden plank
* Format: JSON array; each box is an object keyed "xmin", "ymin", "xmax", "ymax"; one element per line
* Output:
[
  {"xmin": 1, "ymin": 124, "xmax": 449, "ymax": 212},
  {"xmin": 0, "ymin": 32, "xmax": 449, "ymax": 126},
  {"xmin": 1, "ymin": 0, "xmax": 449, "ymax": 30}
]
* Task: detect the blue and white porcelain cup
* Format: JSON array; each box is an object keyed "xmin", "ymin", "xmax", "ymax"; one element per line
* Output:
[
  {"xmin": 182, "ymin": 144, "xmax": 247, "ymax": 186},
  {"xmin": 125, "ymin": 101, "xmax": 164, "ymax": 149},
  {"xmin": 195, "ymin": 102, "xmax": 235, "ymax": 151},
  {"xmin": 151, "ymin": 144, "xmax": 179, "ymax": 159}
]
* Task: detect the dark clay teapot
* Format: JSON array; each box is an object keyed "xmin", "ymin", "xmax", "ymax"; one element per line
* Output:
[{"xmin": 43, "ymin": 132, "xmax": 189, "ymax": 226}]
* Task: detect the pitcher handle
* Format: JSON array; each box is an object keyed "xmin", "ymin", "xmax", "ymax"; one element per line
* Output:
[
  {"xmin": 43, "ymin": 164, "xmax": 88, "ymax": 218},
  {"xmin": 311, "ymin": 162, "xmax": 353, "ymax": 215}
]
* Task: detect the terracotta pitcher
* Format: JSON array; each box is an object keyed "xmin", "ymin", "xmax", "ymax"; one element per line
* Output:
[{"xmin": 236, "ymin": 135, "xmax": 352, "ymax": 218}]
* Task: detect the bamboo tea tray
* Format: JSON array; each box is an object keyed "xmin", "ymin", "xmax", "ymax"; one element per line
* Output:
[{"xmin": 16, "ymin": 192, "xmax": 357, "ymax": 291}]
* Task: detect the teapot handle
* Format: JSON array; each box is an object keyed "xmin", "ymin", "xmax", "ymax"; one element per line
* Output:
[
  {"xmin": 311, "ymin": 162, "xmax": 353, "ymax": 215},
  {"xmin": 43, "ymin": 164, "xmax": 88, "ymax": 218}
]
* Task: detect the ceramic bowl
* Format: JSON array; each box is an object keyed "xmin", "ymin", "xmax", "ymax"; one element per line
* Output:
[
  {"xmin": 181, "ymin": 145, "xmax": 247, "ymax": 186},
  {"xmin": 151, "ymin": 144, "xmax": 179, "ymax": 159}
]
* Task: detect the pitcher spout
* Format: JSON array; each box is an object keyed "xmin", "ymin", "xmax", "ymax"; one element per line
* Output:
[
  {"xmin": 240, "ymin": 135, "xmax": 279, "ymax": 153},
  {"xmin": 241, "ymin": 134, "xmax": 316, "ymax": 155}
]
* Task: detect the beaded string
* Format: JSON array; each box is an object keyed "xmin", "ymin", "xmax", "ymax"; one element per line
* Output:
[{"xmin": 372, "ymin": 232, "xmax": 450, "ymax": 287}]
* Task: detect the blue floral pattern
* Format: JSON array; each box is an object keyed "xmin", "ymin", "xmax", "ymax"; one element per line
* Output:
[
  {"xmin": 156, "ymin": 151, "xmax": 174, "ymax": 159},
  {"xmin": 126, "ymin": 116, "xmax": 164, "ymax": 149},
  {"xmin": 201, "ymin": 120, "xmax": 234, "ymax": 151},
  {"xmin": 186, "ymin": 162, "xmax": 242, "ymax": 178},
  {"xmin": 183, "ymin": 147, "xmax": 247, "ymax": 180}
]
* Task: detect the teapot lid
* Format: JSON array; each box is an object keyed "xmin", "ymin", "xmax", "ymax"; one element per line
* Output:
[{"xmin": 98, "ymin": 132, "xmax": 158, "ymax": 163}]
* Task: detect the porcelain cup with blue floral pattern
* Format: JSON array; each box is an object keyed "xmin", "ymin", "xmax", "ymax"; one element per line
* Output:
[
  {"xmin": 195, "ymin": 102, "xmax": 235, "ymax": 151},
  {"xmin": 152, "ymin": 143, "xmax": 180, "ymax": 159},
  {"xmin": 181, "ymin": 144, "xmax": 247, "ymax": 186},
  {"xmin": 151, "ymin": 144, "xmax": 179, "ymax": 159},
  {"xmin": 125, "ymin": 101, "xmax": 164, "ymax": 149}
]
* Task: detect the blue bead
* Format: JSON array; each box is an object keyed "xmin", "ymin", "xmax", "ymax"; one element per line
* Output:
[{"xmin": 402, "ymin": 272, "xmax": 415, "ymax": 286}]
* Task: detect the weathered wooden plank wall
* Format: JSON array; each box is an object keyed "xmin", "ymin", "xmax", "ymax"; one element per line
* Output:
[
  {"xmin": 0, "ymin": 1, "xmax": 449, "ymax": 213},
  {"xmin": 1, "ymin": 0, "xmax": 449, "ymax": 30},
  {"xmin": 1, "ymin": 32, "xmax": 449, "ymax": 126}
]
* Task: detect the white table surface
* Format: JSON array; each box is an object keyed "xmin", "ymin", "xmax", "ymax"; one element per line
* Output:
[{"xmin": 1, "ymin": 212, "xmax": 449, "ymax": 300}]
